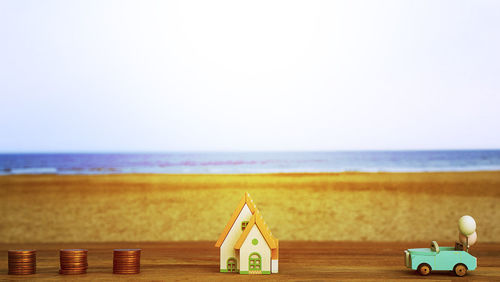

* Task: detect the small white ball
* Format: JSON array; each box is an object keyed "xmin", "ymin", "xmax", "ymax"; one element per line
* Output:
[
  {"xmin": 459, "ymin": 231, "xmax": 478, "ymax": 246},
  {"xmin": 458, "ymin": 215, "xmax": 476, "ymax": 236}
]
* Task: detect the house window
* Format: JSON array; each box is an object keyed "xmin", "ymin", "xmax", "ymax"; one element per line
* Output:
[
  {"xmin": 249, "ymin": 252, "xmax": 261, "ymax": 271},
  {"xmin": 252, "ymin": 238, "xmax": 258, "ymax": 245},
  {"xmin": 241, "ymin": 221, "xmax": 249, "ymax": 231}
]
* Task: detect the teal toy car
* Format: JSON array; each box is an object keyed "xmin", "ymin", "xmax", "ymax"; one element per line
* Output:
[{"xmin": 404, "ymin": 241, "xmax": 477, "ymax": 277}]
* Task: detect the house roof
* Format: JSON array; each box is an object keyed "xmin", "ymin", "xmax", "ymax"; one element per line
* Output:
[
  {"xmin": 234, "ymin": 211, "xmax": 278, "ymax": 250},
  {"xmin": 214, "ymin": 192, "xmax": 258, "ymax": 247}
]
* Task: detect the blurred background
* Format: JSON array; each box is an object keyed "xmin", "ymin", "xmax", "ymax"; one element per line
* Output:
[{"xmin": 0, "ymin": 0, "xmax": 499, "ymax": 243}]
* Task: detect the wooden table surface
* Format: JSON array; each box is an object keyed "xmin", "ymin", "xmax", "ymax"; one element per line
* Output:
[{"xmin": 0, "ymin": 241, "xmax": 499, "ymax": 281}]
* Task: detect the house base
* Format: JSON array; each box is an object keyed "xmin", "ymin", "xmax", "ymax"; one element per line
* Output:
[
  {"xmin": 239, "ymin": 270, "xmax": 271, "ymax": 274},
  {"xmin": 220, "ymin": 269, "xmax": 239, "ymax": 273}
]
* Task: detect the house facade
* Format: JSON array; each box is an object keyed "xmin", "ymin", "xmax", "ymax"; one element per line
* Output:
[
  {"xmin": 215, "ymin": 193, "xmax": 279, "ymax": 274},
  {"xmin": 235, "ymin": 212, "xmax": 278, "ymax": 274}
]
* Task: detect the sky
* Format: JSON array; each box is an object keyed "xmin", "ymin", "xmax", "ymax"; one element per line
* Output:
[{"xmin": 0, "ymin": 0, "xmax": 499, "ymax": 152}]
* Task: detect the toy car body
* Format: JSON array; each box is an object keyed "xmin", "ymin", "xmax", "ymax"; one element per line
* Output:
[{"xmin": 404, "ymin": 241, "xmax": 477, "ymax": 277}]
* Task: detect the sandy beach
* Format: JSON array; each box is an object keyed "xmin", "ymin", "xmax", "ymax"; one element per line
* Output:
[{"xmin": 1, "ymin": 172, "xmax": 499, "ymax": 243}]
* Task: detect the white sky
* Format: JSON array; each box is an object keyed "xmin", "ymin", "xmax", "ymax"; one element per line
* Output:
[{"xmin": 0, "ymin": 0, "xmax": 499, "ymax": 152}]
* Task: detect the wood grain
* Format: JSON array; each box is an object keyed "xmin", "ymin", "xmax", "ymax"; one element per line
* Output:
[{"xmin": 0, "ymin": 241, "xmax": 499, "ymax": 281}]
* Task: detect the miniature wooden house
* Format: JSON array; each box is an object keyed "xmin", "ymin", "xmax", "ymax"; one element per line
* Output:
[{"xmin": 215, "ymin": 192, "xmax": 279, "ymax": 274}]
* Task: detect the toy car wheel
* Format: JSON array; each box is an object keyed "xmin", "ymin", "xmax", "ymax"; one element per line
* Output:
[
  {"xmin": 454, "ymin": 263, "xmax": 467, "ymax": 277},
  {"xmin": 417, "ymin": 263, "xmax": 431, "ymax": 276}
]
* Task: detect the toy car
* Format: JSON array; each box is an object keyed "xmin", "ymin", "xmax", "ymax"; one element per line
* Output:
[{"xmin": 404, "ymin": 241, "xmax": 477, "ymax": 277}]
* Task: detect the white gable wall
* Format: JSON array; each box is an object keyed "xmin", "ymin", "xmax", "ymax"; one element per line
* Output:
[
  {"xmin": 220, "ymin": 204, "xmax": 253, "ymax": 271},
  {"xmin": 239, "ymin": 225, "xmax": 271, "ymax": 274}
]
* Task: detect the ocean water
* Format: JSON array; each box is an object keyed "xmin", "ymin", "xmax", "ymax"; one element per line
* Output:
[{"xmin": 0, "ymin": 151, "xmax": 500, "ymax": 175}]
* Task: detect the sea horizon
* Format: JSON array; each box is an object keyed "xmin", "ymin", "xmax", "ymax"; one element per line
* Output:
[{"xmin": 1, "ymin": 150, "xmax": 500, "ymax": 175}]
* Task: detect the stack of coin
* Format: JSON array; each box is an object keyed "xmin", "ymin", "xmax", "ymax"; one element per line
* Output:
[
  {"xmin": 59, "ymin": 249, "xmax": 88, "ymax": 275},
  {"xmin": 8, "ymin": 250, "xmax": 36, "ymax": 275},
  {"xmin": 113, "ymin": 249, "xmax": 141, "ymax": 274}
]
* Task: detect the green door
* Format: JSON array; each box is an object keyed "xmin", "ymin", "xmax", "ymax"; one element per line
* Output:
[
  {"xmin": 249, "ymin": 253, "xmax": 261, "ymax": 271},
  {"xmin": 227, "ymin": 257, "xmax": 237, "ymax": 272}
]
